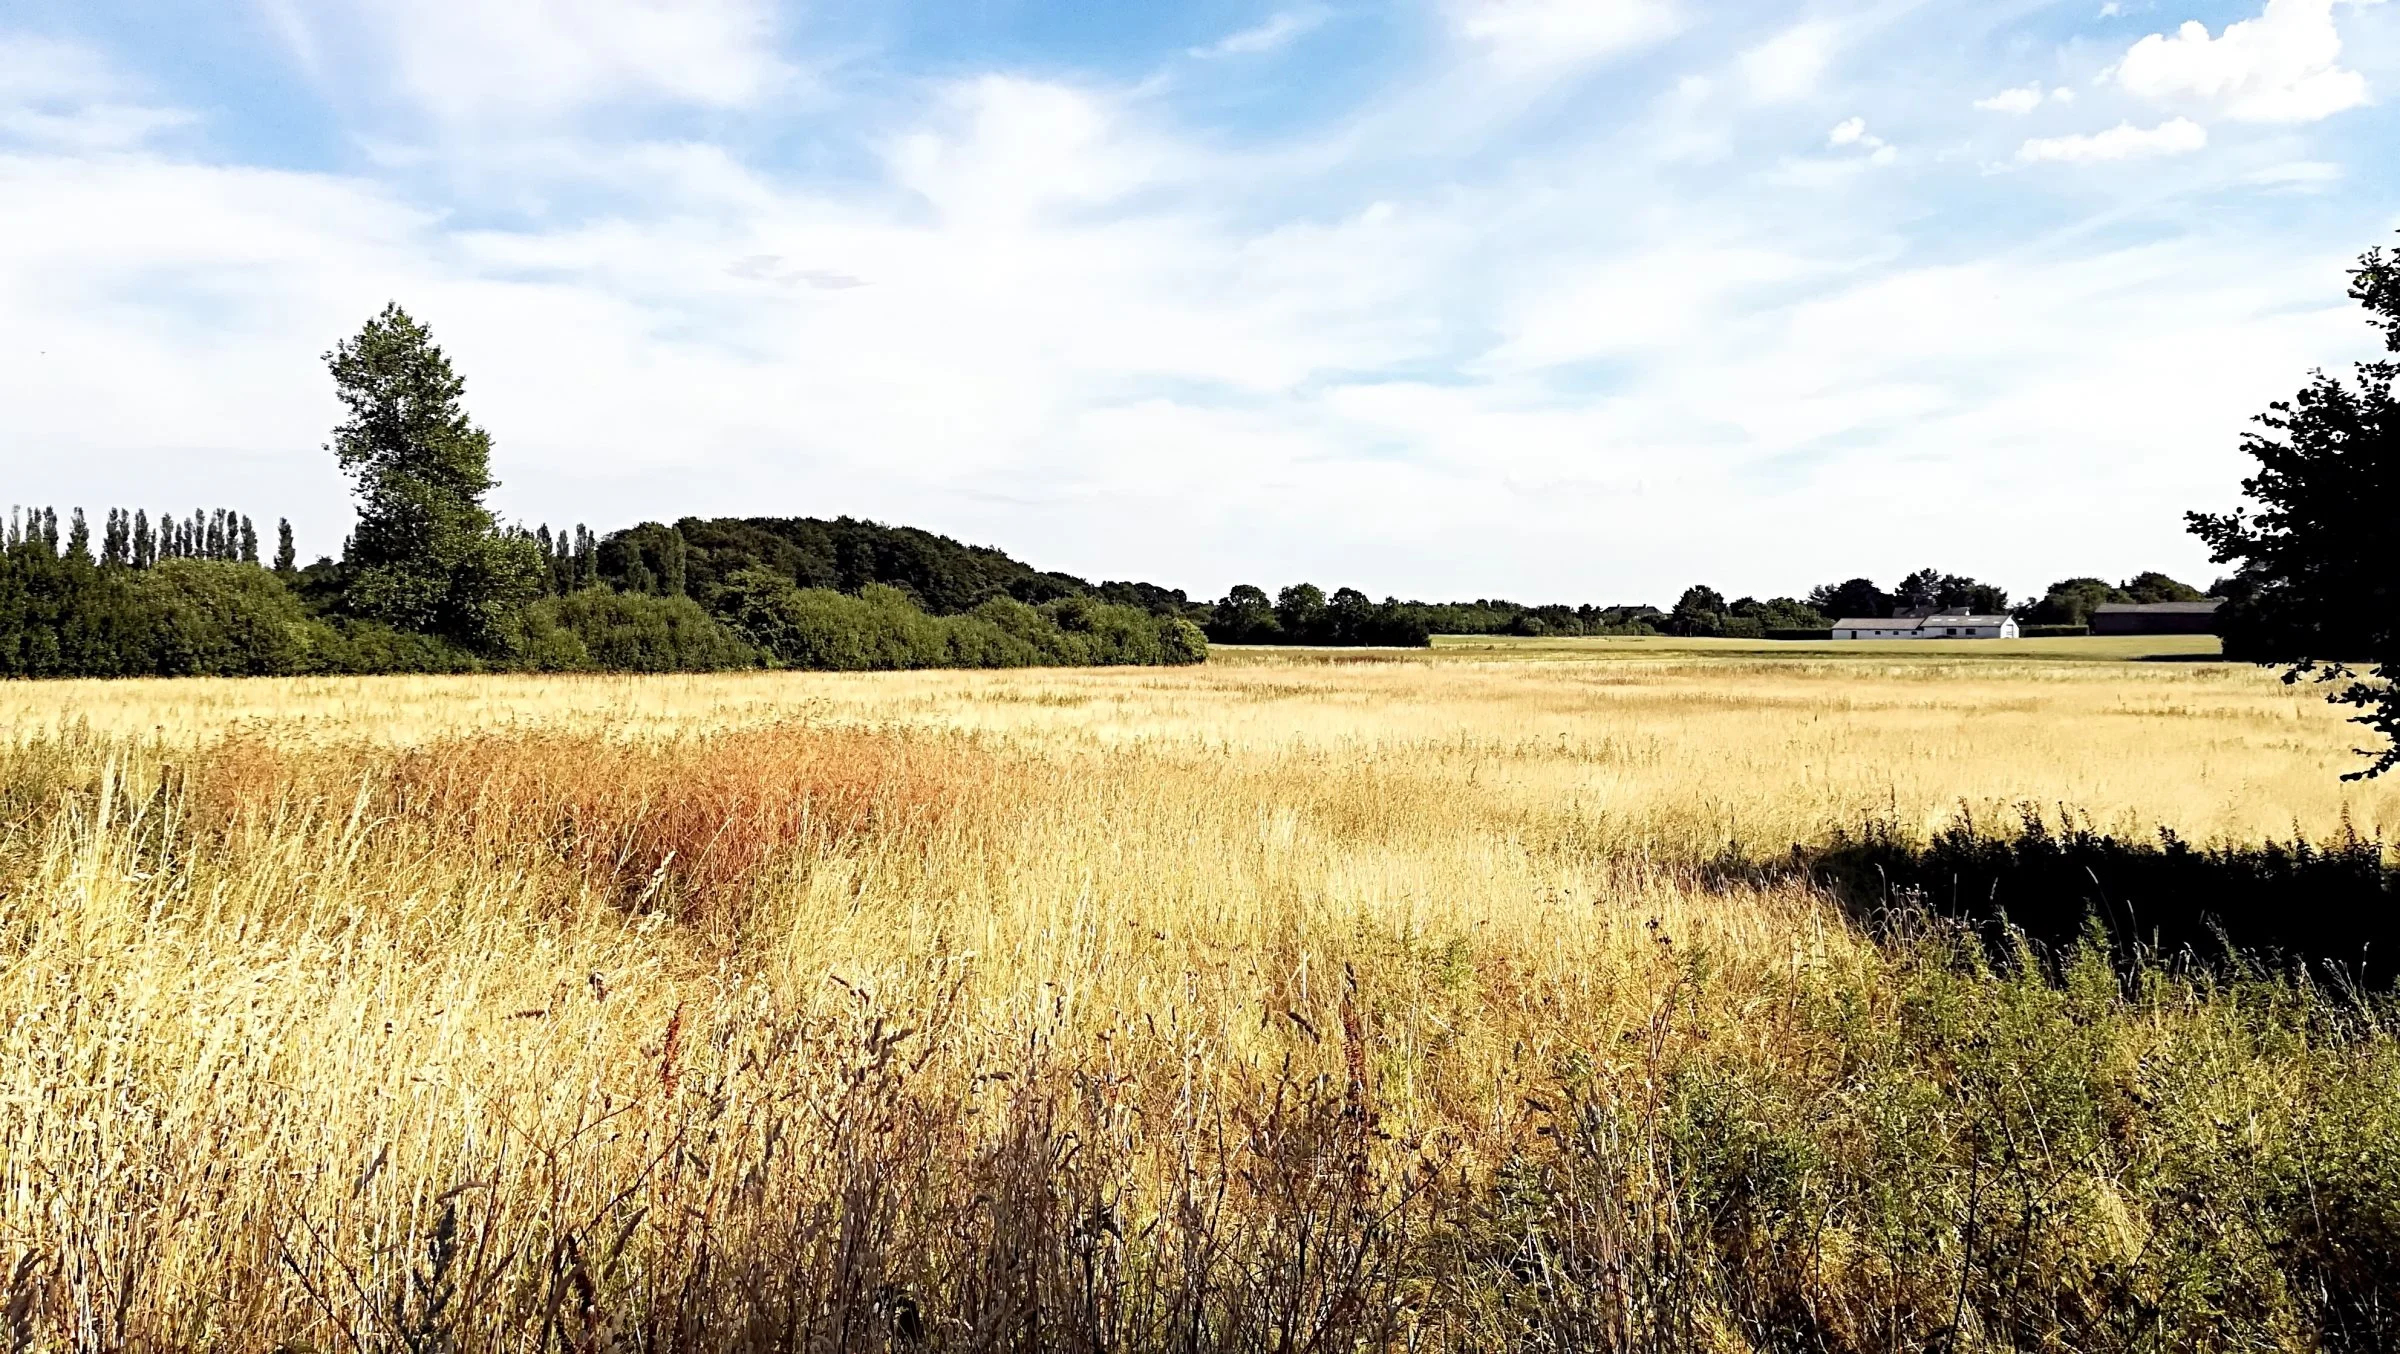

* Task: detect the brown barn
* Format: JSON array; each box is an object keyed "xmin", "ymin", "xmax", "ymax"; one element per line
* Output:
[{"xmin": 2090, "ymin": 601, "xmax": 2221, "ymax": 635}]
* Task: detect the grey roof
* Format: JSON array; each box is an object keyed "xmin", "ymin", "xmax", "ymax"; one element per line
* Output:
[
  {"xmin": 1831, "ymin": 616, "xmax": 2013, "ymax": 629},
  {"xmin": 2092, "ymin": 601, "xmax": 2221, "ymax": 614}
]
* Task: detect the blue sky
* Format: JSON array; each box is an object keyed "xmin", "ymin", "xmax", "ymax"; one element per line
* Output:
[{"xmin": 2, "ymin": 0, "xmax": 2396, "ymax": 605}]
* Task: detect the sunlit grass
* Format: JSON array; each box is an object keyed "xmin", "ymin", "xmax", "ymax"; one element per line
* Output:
[{"xmin": 2, "ymin": 650, "xmax": 2396, "ymax": 1349}]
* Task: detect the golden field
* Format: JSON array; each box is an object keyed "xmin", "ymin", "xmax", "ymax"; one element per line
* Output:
[{"xmin": 5, "ymin": 642, "xmax": 2399, "ymax": 1352}]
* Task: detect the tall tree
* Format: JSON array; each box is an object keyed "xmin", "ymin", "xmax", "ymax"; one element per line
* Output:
[
  {"xmin": 2189, "ymin": 230, "xmax": 2399, "ymax": 778},
  {"xmin": 326, "ymin": 303, "xmax": 541, "ymax": 651},
  {"xmin": 274, "ymin": 519, "xmax": 297, "ymax": 575}
]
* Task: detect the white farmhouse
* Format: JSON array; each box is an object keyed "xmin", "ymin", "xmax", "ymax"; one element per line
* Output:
[{"xmin": 1830, "ymin": 607, "xmax": 2019, "ymax": 640}]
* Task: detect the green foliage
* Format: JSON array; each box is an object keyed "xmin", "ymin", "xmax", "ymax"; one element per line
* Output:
[
  {"xmin": 2024, "ymin": 576, "xmax": 2131, "ymax": 626},
  {"xmin": 1475, "ymin": 933, "xmax": 2400, "ymax": 1351},
  {"xmin": 1809, "ymin": 576, "xmax": 1892, "ymax": 620},
  {"xmin": 131, "ymin": 561, "xmax": 318, "ymax": 676},
  {"xmin": 2122, "ymin": 570, "xmax": 2206, "ymax": 604},
  {"xmin": 646, "ymin": 516, "xmax": 1102, "ymax": 615},
  {"xmin": 526, "ymin": 589, "xmax": 761, "ymax": 673},
  {"xmin": 2190, "ymin": 230, "xmax": 2399, "ymax": 777},
  {"xmin": 715, "ymin": 570, "xmax": 1201, "ymax": 671},
  {"xmin": 325, "ymin": 304, "xmax": 543, "ymax": 652}
]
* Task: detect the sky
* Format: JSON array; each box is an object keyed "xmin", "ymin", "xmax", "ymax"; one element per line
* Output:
[{"xmin": 2, "ymin": 0, "xmax": 2396, "ymax": 606}]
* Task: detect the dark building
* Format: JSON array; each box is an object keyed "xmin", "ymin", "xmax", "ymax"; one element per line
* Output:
[{"xmin": 2090, "ymin": 601, "xmax": 2222, "ymax": 635}]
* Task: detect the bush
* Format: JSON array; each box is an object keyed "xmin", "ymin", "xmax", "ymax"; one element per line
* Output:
[
  {"xmin": 1765, "ymin": 628, "xmax": 1834, "ymax": 641},
  {"xmin": 2019, "ymin": 624, "xmax": 2090, "ymax": 638},
  {"xmin": 307, "ymin": 618, "xmax": 483, "ymax": 674},
  {"xmin": 131, "ymin": 561, "xmax": 319, "ymax": 676},
  {"xmin": 529, "ymin": 589, "xmax": 760, "ymax": 672}
]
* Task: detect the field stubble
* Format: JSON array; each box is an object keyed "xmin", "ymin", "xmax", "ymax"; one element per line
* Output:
[{"xmin": 3, "ymin": 650, "xmax": 2398, "ymax": 1351}]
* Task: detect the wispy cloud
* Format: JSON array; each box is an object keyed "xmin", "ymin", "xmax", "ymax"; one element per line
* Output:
[
  {"xmin": 263, "ymin": 0, "xmax": 789, "ymax": 126},
  {"xmin": 1451, "ymin": 0, "xmax": 1683, "ymax": 70},
  {"xmin": 1189, "ymin": 9, "xmax": 1326, "ymax": 59},
  {"xmin": 0, "ymin": 32, "xmax": 193, "ymax": 149},
  {"xmin": 1740, "ymin": 20, "xmax": 1839, "ymax": 102}
]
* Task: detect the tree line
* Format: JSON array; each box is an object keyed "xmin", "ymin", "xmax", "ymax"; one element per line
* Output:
[
  {"xmin": 1189, "ymin": 565, "xmax": 2217, "ymax": 647},
  {"xmin": 0, "ymin": 305, "xmax": 1205, "ymax": 678}
]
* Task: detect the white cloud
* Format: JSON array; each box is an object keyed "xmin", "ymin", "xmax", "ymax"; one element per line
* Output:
[
  {"xmin": 1453, "ymin": 0, "xmax": 1682, "ymax": 69},
  {"xmin": 2016, "ymin": 117, "xmax": 2208, "ymax": 162},
  {"xmin": 267, "ymin": 0, "xmax": 785, "ymax": 125},
  {"xmin": 1975, "ymin": 84, "xmax": 2043, "ymax": 114},
  {"xmin": 1190, "ymin": 10, "xmax": 1326, "ymax": 59},
  {"xmin": 1740, "ymin": 20, "xmax": 1839, "ymax": 102},
  {"xmin": 1975, "ymin": 83, "xmax": 2077, "ymax": 114},
  {"xmin": 2113, "ymin": 0, "xmax": 2371, "ymax": 123},
  {"xmin": 1824, "ymin": 117, "xmax": 1892, "ymax": 164}
]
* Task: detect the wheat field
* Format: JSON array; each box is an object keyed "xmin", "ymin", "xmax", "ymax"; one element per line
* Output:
[{"xmin": 4, "ymin": 645, "xmax": 2399, "ymax": 1351}]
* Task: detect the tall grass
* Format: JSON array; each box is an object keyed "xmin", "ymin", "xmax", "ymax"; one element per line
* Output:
[{"xmin": 3, "ymin": 655, "xmax": 2399, "ymax": 1350}]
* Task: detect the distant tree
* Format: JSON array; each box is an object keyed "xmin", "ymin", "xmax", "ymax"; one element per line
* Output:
[
  {"xmin": 274, "ymin": 519, "xmax": 297, "ymax": 575},
  {"xmin": 1275, "ymin": 583, "xmax": 1329, "ymax": 641},
  {"xmin": 132, "ymin": 511, "xmax": 153, "ymax": 568},
  {"xmin": 2021, "ymin": 577, "xmax": 2127, "ymax": 627},
  {"xmin": 1736, "ymin": 596, "xmax": 1830, "ymax": 630},
  {"xmin": 239, "ymin": 515, "xmax": 259, "ymax": 565},
  {"xmin": 2120, "ymin": 571, "xmax": 2205, "ymax": 604},
  {"xmin": 2190, "ymin": 229, "xmax": 2399, "ymax": 778},
  {"xmin": 1327, "ymin": 587, "xmax": 1374, "ymax": 643},
  {"xmin": 1808, "ymin": 577, "xmax": 1891, "ymax": 620},
  {"xmin": 325, "ymin": 303, "xmax": 543, "ymax": 652},
  {"xmin": 1667, "ymin": 585, "xmax": 1729, "ymax": 636},
  {"xmin": 1211, "ymin": 585, "xmax": 1280, "ymax": 643},
  {"xmin": 66, "ymin": 509, "xmax": 90, "ymax": 564}
]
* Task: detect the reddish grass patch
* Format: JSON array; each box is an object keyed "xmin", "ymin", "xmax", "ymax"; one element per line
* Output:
[{"xmin": 191, "ymin": 723, "xmax": 984, "ymax": 915}]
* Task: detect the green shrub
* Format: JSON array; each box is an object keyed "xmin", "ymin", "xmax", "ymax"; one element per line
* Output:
[
  {"xmin": 131, "ymin": 561, "xmax": 318, "ymax": 676},
  {"xmin": 529, "ymin": 589, "xmax": 760, "ymax": 672},
  {"xmin": 307, "ymin": 617, "xmax": 483, "ymax": 674}
]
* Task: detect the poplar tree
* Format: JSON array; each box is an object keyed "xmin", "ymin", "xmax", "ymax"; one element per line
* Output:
[
  {"xmin": 274, "ymin": 519, "xmax": 296, "ymax": 574},
  {"xmin": 325, "ymin": 303, "xmax": 541, "ymax": 651}
]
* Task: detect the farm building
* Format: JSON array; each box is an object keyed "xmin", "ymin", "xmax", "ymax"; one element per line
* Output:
[
  {"xmin": 2090, "ymin": 601, "xmax": 2221, "ymax": 635},
  {"xmin": 1831, "ymin": 607, "xmax": 2019, "ymax": 640}
]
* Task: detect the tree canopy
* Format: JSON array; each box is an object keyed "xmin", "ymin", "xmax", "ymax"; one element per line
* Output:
[
  {"xmin": 326, "ymin": 303, "xmax": 542, "ymax": 652},
  {"xmin": 2190, "ymin": 230, "xmax": 2399, "ymax": 778}
]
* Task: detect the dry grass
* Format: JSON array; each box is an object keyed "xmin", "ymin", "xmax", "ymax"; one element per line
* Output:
[{"xmin": 2, "ymin": 647, "xmax": 2398, "ymax": 1351}]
